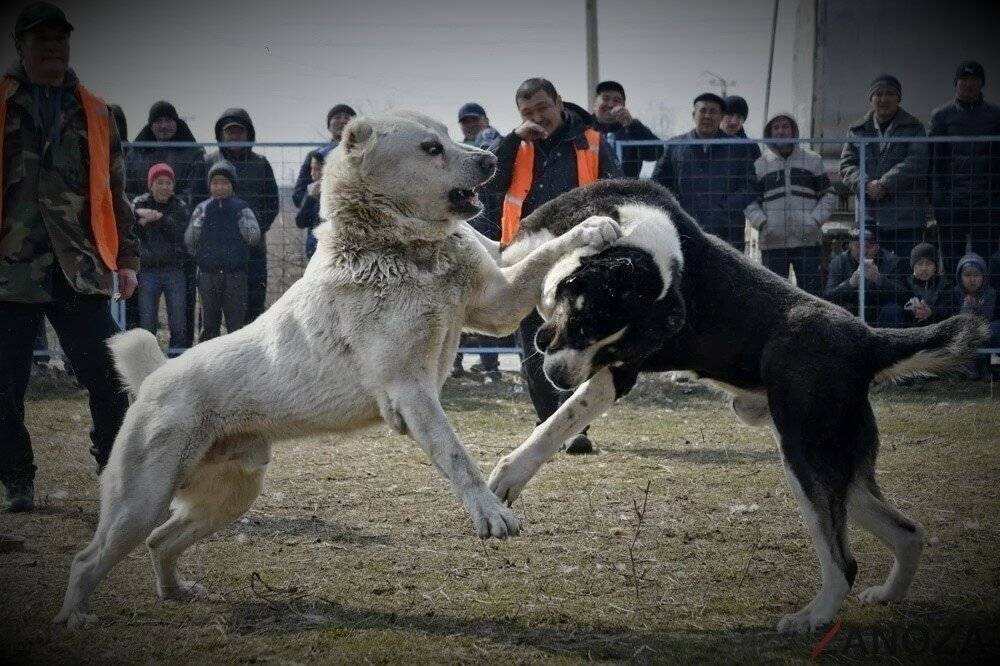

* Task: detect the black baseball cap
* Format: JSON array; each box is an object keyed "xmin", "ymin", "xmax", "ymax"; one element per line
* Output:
[
  {"xmin": 458, "ymin": 102, "xmax": 486, "ymax": 121},
  {"xmin": 14, "ymin": 2, "xmax": 73, "ymax": 37}
]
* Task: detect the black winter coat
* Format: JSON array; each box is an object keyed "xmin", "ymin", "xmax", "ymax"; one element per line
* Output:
[
  {"xmin": 650, "ymin": 129, "xmax": 757, "ymax": 234},
  {"xmin": 824, "ymin": 249, "xmax": 906, "ymax": 321},
  {"xmin": 131, "ymin": 193, "xmax": 189, "ymax": 269},
  {"xmin": 929, "ymin": 95, "xmax": 1000, "ymax": 211},
  {"xmin": 893, "ymin": 273, "xmax": 952, "ymax": 325}
]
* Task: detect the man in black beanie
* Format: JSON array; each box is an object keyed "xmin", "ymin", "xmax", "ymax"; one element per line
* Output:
[
  {"xmin": 929, "ymin": 60, "xmax": 1000, "ymax": 270},
  {"xmin": 292, "ymin": 103, "xmax": 356, "ymax": 208},
  {"xmin": 840, "ymin": 74, "xmax": 929, "ymax": 261}
]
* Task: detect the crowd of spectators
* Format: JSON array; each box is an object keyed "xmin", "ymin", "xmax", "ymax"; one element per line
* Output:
[{"xmin": 106, "ymin": 67, "xmax": 999, "ymax": 368}]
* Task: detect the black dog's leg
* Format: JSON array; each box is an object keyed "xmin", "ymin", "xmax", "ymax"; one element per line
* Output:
[
  {"xmin": 847, "ymin": 401, "xmax": 925, "ymax": 605},
  {"xmin": 768, "ymin": 384, "xmax": 860, "ymax": 634}
]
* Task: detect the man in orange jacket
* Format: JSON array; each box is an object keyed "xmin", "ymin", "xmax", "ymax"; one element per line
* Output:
[
  {"xmin": 0, "ymin": 3, "xmax": 139, "ymax": 511},
  {"xmin": 485, "ymin": 77, "xmax": 622, "ymax": 454}
]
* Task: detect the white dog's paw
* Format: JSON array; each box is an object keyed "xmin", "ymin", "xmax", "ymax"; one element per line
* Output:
[
  {"xmin": 159, "ymin": 579, "xmax": 224, "ymax": 603},
  {"xmin": 776, "ymin": 606, "xmax": 834, "ymax": 634},
  {"xmin": 53, "ymin": 608, "xmax": 98, "ymax": 630},
  {"xmin": 568, "ymin": 216, "xmax": 622, "ymax": 252},
  {"xmin": 467, "ymin": 490, "xmax": 521, "ymax": 539},
  {"xmin": 487, "ymin": 453, "xmax": 533, "ymax": 506},
  {"xmin": 857, "ymin": 584, "xmax": 905, "ymax": 605}
]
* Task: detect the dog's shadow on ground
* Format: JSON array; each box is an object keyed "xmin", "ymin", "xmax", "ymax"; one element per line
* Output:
[
  {"xmin": 626, "ymin": 446, "xmax": 780, "ymax": 465},
  {"xmin": 220, "ymin": 514, "xmax": 389, "ymax": 546},
  {"xmin": 224, "ymin": 597, "xmax": 797, "ymax": 661}
]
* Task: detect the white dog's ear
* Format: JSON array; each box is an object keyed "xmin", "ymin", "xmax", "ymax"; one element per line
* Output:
[{"xmin": 341, "ymin": 118, "xmax": 374, "ymax": 157}]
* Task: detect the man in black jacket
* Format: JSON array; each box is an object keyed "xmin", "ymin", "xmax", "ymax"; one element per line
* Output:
[
  {"xmin": 824, "ymin": 228, "xmax": 906, "ymax": 324},
  {"xmin": 200, "ymin": 108, "xmax": 279, "ymax": 323},
  {"xmin": 486, "ymin": 77, "xmax": 622, "ymax": 453},
  {"xmin": 590, "ymin": 80, "xmax": 662, "ymax": 177},
  {"xmin": 929, "ymin": 61, "xmax": 1000, "ymax": 269},
  {"xmin": 651, "ymin": 92, "xmax": 757, "ymax": 251}
]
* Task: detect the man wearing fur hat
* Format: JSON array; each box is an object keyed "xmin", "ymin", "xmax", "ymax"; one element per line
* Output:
[
  {"xmin": 745, "ymin": 112, "xmax": 835, "ymax": 294},
  {"xmin": 930, "ymin": 61, "xmax": 1000, "ymax": 269},
  {"xmin": 840, "ymin": 74, "xmax": 929, "ymax": 261},
  {"xmin": 0, "ymin": 2, "xmax": 140, "ymax": 510}
]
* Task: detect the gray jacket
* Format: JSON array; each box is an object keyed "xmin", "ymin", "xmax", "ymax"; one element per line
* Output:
[{"xmin": 840, "ymin": 108, "xmax": 928, "ymax": 230}]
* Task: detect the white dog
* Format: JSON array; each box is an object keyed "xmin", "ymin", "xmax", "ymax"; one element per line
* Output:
[{"xmin": 55, "ymin": 112, "xmax": 620, "ymax": 627}]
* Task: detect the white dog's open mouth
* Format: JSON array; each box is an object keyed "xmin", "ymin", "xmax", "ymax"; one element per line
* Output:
[{"xmin": 447, "ymin": 187, "xmax": 482, "ymax": 215}]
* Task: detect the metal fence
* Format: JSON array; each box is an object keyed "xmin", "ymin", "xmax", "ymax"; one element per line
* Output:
[
  {"xmin": 33, "ymin": 135, "xmax": 1000, "ymax": 366},
  {"xmin": 614, "ymin": 135, "xmax": 999, "ymax": 356}
]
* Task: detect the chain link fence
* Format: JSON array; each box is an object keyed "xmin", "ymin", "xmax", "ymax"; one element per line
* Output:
[
  {"xmin": 615, "ymin": 134, "xmax": 999, "ymax": 362},
  {"xmin": 33, "ymin": 136, "xmax": 1000, "ymax": 369}
]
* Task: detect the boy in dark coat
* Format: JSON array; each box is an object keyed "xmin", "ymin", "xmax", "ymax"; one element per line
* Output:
[
  {"xmin": 185, "ymin": 161, "xmax": 260, "ymax": 341},
  {"xmin": 879, "ymin": 242, "xmax": 952, "ymax": 328},
  {"xmin": 132, "ymin": 163, "xmax": 190, "ymax": 351}
]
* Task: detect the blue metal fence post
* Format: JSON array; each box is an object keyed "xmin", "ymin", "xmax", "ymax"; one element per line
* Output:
[{"xmin": 856, "ymin": 139, "xmax": 867, "ymax": 323}]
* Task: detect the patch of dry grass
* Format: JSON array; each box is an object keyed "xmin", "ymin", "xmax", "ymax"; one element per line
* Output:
[{"xmin": 1, "ymin": 371, "xmax": 998, "ymax": 664}]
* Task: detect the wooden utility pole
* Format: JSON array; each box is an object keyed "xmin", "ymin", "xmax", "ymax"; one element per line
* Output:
[
  {"xmin": 763, "ymin": 0, "xmax": 780, "ymax": 124},
  {"xmin": 586, "ymin": 0, "xmax": 599, "ymax": 98}
]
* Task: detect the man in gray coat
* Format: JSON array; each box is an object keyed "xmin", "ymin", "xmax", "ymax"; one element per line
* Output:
[
  {"xmin": 929, "ymin": 61, "xmax": 1000, "ymax": 269},
  {"xmin": 840, "ymin": 74, "xmax": 929, "ymax": 261}
]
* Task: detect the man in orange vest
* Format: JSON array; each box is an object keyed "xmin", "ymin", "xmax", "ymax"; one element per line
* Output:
[
  {"xmin": 0, "ymin": 3, "xmax": 140, "ymax": 511},
  {"xmin": 485, "ymin": 77, "xmax": 622, "ymax": 454}
]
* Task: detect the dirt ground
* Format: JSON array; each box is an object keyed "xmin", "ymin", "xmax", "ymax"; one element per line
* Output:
[{"xmin": 1, "ymin": 370, "xmax": 998, "ymax": 664}]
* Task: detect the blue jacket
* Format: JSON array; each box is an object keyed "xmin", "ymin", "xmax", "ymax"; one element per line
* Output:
[
  {"xmin": 295, "ymin": 193, "xmax": 321, "ymax": 258},
  {"xmin": 650, "ymin": 129, "xmax": 757, "ymax": 233},
  {"xmin": 186, "ymin": 196, "xmax": 259, "ymax": 272},
  {"xmin": 840, "ymin": 108, "xmax": 928, "ymax": 231},
  {"xmin": 292, "ymin": 141, "xmax": 337, "ymax": 208}
]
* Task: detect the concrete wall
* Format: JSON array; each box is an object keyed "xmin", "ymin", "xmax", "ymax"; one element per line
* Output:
[{"xmin": 811, "ymin": 0, "xmax": 1000, "ymax": 156}]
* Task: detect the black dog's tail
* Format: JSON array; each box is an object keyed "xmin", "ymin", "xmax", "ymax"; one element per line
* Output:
[{"xmin": 870, "ymin": 314, "xmax": 989, "ymax": 384}]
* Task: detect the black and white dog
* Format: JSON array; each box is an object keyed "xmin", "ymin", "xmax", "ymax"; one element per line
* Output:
[{"xmin": 488, "ymin": 179, "xmax": 988, "ymax": 634}]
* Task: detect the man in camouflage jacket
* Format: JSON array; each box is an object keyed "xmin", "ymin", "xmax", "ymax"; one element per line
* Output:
[{"xmin": 0, "ymin": 3, "xmax": 139, "ymax": 511}]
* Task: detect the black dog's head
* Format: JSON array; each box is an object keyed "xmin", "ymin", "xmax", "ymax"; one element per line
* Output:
[{"xmin": 536, "ymin": 247, "xmax": 685, "ymax": 390}]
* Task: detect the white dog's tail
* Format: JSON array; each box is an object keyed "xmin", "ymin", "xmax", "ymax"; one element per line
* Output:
[{"xmin": 107, "ymin": 329, "xmax": 167, "ymax": 395}]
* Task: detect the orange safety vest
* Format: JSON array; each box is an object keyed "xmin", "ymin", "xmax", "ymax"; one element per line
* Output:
[
  {"xmin": 0, "ymin": 77, "xmax": 119, "ymax": 270},
  {"xmin": 500, "ymin": 127, "xmax": 601, "ymax": 245}
]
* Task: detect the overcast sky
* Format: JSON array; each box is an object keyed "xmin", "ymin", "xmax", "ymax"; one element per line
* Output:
[{"xmin": 1, "ymin": 0, "xmax": 798, "ymax": 182}]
